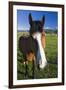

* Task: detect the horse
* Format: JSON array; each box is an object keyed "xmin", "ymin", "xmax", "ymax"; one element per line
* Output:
[{"xmin": 19, "ymin": 13, "xmax": 47, "ymax": 78}]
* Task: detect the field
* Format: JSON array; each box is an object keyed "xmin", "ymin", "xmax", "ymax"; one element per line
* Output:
[{"xmin": 17, "ymin": 31, "xmax": 58, "ymax": 80}]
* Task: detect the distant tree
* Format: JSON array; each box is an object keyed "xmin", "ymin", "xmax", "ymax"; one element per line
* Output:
[{"xmin": 44, "ymin": 29, "xmax": 57, "ymax": 34}]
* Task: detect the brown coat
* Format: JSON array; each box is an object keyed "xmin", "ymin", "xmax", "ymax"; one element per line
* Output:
[{"xmin": 41, "ymin": 32, "xmax": 46, "ymax": 48}]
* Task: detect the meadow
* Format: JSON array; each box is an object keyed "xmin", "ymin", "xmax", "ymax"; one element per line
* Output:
[{"xmin": 17, "ymin": 31, "xmax": 58, "ymax": 80}]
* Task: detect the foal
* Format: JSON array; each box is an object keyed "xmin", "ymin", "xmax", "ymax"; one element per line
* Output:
[{"xmin": 19, "ymin": 13, "xmax": 47, "ymax": 78}]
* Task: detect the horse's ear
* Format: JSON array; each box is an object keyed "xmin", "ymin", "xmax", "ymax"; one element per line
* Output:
[
  {"xmin": 41, "ymin": 16, "xmax": 45, "ymax": 26},
  {"xmin": 29, "ymin": 13, "xmax": 32, "ymax": 25}
]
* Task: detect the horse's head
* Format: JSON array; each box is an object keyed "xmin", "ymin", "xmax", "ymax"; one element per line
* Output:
[
  {"xmin": 29, "ymin": 13, "xmax": 47, "ymax": 69},
  {"xmin": 29, "ymin": 13, "xmax": 45, "ymax": 35}
]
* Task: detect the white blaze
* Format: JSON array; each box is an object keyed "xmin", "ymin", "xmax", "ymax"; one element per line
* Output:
[{"xmin": 33, "ymin": 33, "xmax": 47, "ymax": 69}]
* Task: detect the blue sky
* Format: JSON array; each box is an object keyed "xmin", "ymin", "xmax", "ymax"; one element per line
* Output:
[{"xmin": 17, "ymin": 10, "xmax": 58, "ymax": 31}]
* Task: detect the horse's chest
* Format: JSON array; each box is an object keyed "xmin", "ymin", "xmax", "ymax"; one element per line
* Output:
[{"xmin": 19, "ymin": 36, "xmax": 38, "ymax": 56}]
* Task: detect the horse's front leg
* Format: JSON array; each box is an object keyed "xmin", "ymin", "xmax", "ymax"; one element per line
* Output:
[
  {"xmin": 32, "ymin": 60, "xmax": 35, "ymax": 79},
  {"xmin": 32, "ymin": 56, "xmax": 36, "ymax": 79},
  {"xmin": 25, "ymin": 60, "xmax": 28, "ymax": 78}
]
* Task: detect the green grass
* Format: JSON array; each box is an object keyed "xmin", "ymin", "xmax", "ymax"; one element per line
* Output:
[{"xmin": 17, "ymin": 32, "xmax": 58, "ymax": 80}]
